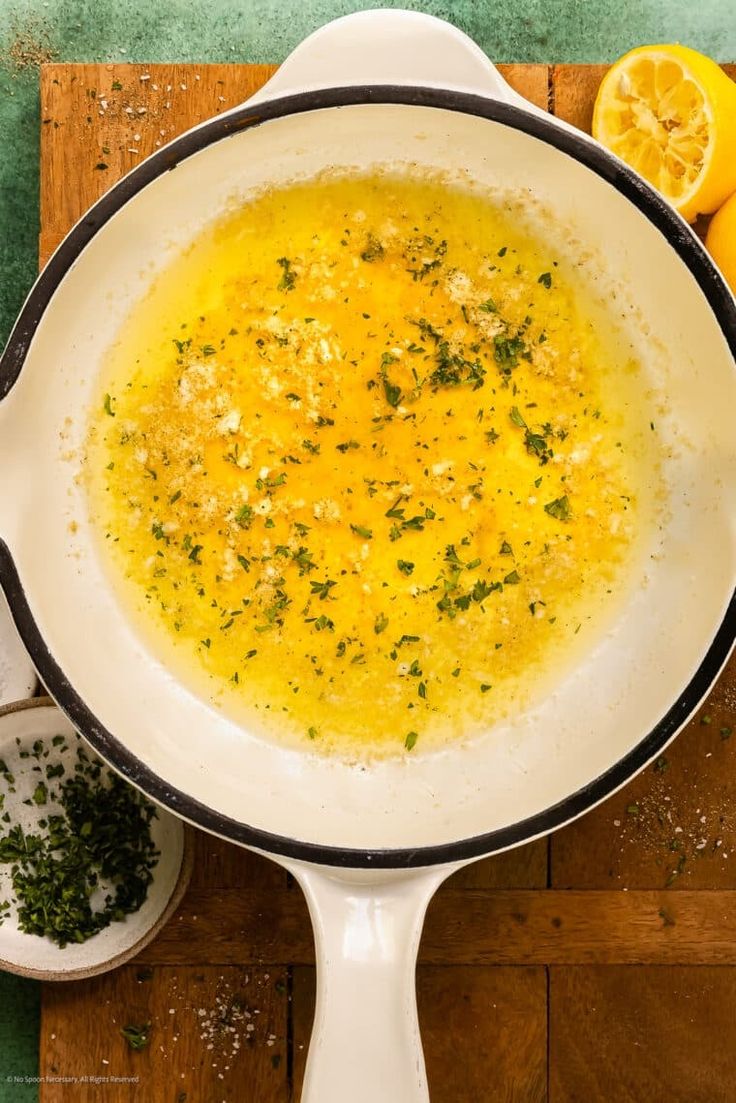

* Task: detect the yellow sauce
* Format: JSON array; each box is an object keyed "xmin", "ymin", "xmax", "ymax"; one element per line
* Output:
[{"xmin": 86, "ymin": 172, "xmax": 658, "ymax": 755}]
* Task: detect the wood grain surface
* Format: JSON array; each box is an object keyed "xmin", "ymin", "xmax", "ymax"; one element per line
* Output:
[
  {"xmin": 41, "ymin": 964, "xmax": 289, "ymax": 1103},
  {"xmin": 549, "ymin": 966, "xmax": 736, "ymax": 1103},
  {"xmin": 291, "ymin": 966, "xmax": 549, "ymax": 1103},
  {"xmin": 36, "ymin": 61, "xmax": 736, "ymax": 1103}
]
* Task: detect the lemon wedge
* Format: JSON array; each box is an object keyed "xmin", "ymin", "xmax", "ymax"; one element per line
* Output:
[
  {"xmin": 593, "ymin": 45, "xmax": 736, "ymax": 222},
  {"xmin": 706, "ymin": 190, "xmax": 736, "ymax": 295}
]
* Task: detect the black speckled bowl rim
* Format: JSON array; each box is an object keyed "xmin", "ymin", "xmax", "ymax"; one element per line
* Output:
[{"xmin": 1, "ymin": 86, "xmax": 734, "ymax": 868}]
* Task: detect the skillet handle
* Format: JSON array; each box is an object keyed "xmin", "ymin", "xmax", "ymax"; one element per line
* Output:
[
  {"xmin": 285, "ymin": 860, "xmax": 451, "ymax": 1103},
  {"xmin": 245, "ymin": 9, "xmax": 528, "ymax": 108}
]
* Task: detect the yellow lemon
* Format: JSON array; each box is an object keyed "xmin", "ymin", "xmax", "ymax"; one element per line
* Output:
[
  {"xmin": 706, "ymin": 190, "xmax": 736, "ymax": 294},
  {"xmin": 593, "ymin": 45, "xmax": 736, "ymax": 222}
]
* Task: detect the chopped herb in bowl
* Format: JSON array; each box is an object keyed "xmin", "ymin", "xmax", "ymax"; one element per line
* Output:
[{"xmin": 0, "ymin": 737, "xmax": 159, "ymax": 948}]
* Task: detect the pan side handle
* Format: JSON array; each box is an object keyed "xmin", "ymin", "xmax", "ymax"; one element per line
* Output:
[
  {"xmin": 282, "ymin": 859, "xmax": 453, "ymax": 1103},
  {"xmin": 244, "ymin": 9, "xmax": 531, "ymax": 109}
]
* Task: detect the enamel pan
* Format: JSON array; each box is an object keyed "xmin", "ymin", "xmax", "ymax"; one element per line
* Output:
[{"xmin": 0, "ymin": 11, "xmax": 734, "ymax": 1100}]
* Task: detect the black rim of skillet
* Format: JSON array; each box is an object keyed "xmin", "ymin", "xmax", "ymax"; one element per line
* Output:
[{"xmin": 1, "ymin": 85, "xmax": 735, "ymax": 869}]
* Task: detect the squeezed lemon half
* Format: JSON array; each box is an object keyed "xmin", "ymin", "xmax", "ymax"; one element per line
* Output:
[{"xmin": 593, "ymin": 44, "xmax": 736, "ymax": 222}]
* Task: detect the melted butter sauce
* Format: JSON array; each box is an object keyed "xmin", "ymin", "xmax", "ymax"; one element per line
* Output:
[{"xmin": 86, "ymin": 172, "xmax": 661, "ymax": 756}]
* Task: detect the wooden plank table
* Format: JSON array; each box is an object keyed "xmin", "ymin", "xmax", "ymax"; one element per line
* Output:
[{"xmin": 36, "ymin": 61, "xmax": 736, "ymax": 1102}]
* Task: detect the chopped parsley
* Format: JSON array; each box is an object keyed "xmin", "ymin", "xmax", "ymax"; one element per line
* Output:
[
  {"xmin": 374, "ymin": 613, "xmax": 389, "ymax": 635},
  {"xmin": 121, "ymin": 1023, "xmax": 151, "ymax": 1051},
  {"xmin": 380, "ymin": 352, "xmax": 402, "ymax": 408},
  {"xmin": 493, "ymin": 332, "xmax": 529, "ymax": 377},
  {"xmin": 310, "ymin": 579, "xmax": 337, "ymax": 601},
  {"xmin": 361, "ymin": 234, "xmax": 384, "ymax": 262},
  {"xmin": 276, "ymin": 256, "xmax": 297, "ymax": 291},
  {"xmin": 544, "ymin": 495, "xmax": 572, "ymax": 522},
  {"xmin": 0, "ymin": 745, "xmax": 159, "ymax": 948}
]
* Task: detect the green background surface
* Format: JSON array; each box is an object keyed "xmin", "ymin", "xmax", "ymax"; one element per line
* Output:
[{"xmin": 0, "ymin": 0, "xmax": 733, "ymax": 1096}]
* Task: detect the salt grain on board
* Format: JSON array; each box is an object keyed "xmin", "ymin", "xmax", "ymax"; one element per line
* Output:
[{"xmin": 608, "ymin": 710, "xmax": 736, "ymax": 885}]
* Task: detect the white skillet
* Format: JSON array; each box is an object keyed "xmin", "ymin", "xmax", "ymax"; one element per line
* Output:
[{"xmin": 0, "ymin": 11, "xmax": 734, "ymax": 1100}]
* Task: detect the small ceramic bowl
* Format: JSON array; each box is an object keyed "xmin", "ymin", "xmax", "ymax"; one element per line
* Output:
[{"xmin": 0, "ymin": 697, "xmax": 193, "ymax": 980}]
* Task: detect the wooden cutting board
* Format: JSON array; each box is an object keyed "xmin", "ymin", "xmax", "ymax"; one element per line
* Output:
[{"xmin": 36, "ymin": 62, "xmax": 736, "ymax": 1103}]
